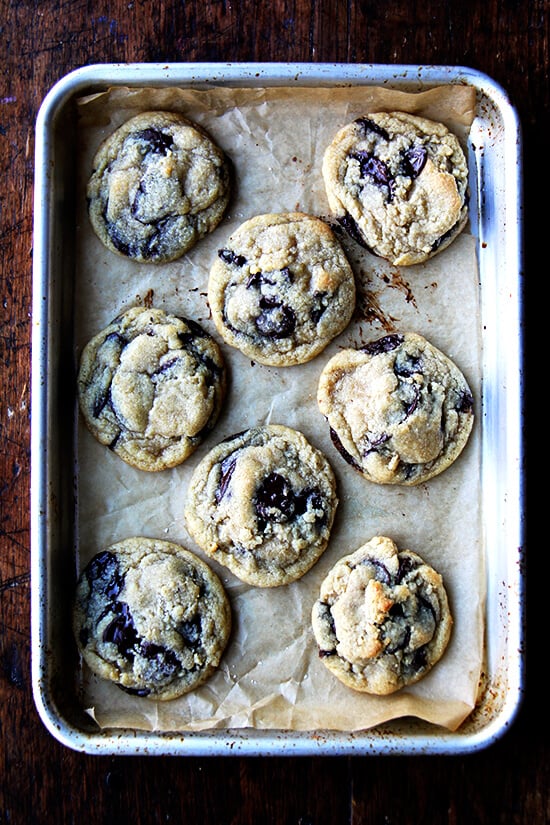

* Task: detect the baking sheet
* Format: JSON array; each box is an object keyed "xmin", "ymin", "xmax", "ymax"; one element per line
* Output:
[
  {"xmin": 75, "ymin": 83, "xmax": 481, "ymax": 733},
  {"xmin": 31, "ymin": 63, "xmax": 524, "ymax": 755}
]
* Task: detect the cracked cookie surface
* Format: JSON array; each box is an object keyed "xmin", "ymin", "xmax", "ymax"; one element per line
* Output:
[
  {"xmin": 317, "ymin": 332, "xmax": 474, "ymax": 485},
  {"xmin": 73, "ymin": 537, "xmax": 232, "ymax": 700},
  {"xmin": 184, "ymin": 424, "xmax": 338, "ymax": 587},
  {"xmin": 77, "ymin": 306, "xmax": 226, "ymax": 471},
  {"xmin": 87, "ymin": 110, "xmax": 232, "ymax": 263},
  {"xmin": 322, "ymin": 112, "xmax": 469, "ymax": 265},
  {"xmin": 311, "ymin": 535, "xmax": 452, "ymax": 695},
  {"xmin": 208, "ymin": 212, "xmax": 356, "ymax": 366}
]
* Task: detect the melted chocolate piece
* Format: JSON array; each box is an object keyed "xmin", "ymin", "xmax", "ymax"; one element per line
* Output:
[
  {"xmin": 132, "ymin": 128, "xmax": 174, "ymax": 155},
  {"xmin": 181, "ymin": 317, "xmax": 209, "ymax": 339},
  {"xmin": 456, "ymin": 391, "xmax": 474, "ymax": 413},
  {"xmin": 411, "ymin": 647, "xmax": 428, "ymax": 671},
  {"xmin": 178, "ymin": 618, "xmax": 201, "ymax": 649},
  {"xmin": 102, "ymin": 601, "xmax": 139, "ymax": 658},
  {"xmin": 218, "ymin": 248, "xmax": 247, "ymax": 267},
  {"xmin": 396, "ymin": 555, "xmax": 420, "ymax": 582},
  {"xmin": 246, "ymin": 271, "xmax": 267, "ymax": 289},
  {"xmin": 329, "ymin": 428, "xmax": 362, "ymax": 471},
  {"xmin": 351, "ymin": 150, "xmax": 396, "ymax": 201},
  {"xmin": 418, "ymin": 593, "xmax": 438, "ymax": 624},
  {"xmin": 399, "ymin": 146, "xmax": 428, "ymax": 178},
  {"xmin": 215, "ymin": 454, "xmax": 237, "ymax": 503},
  {"xmin": 361, "ymin": 334, "xmax": 404, "ymax": 356},
  {"xmin": 140, "ymin": 640, "xmax": 180, "ymax": 673},
  {"xmin": 153, "ymin": 355, "xmax": 182, "ymax": 377},
  {"xmin": 105, "ymin": 215, "xmax": 175, "ymax": 260},
  {"xmin": 354, "ymin": 117, "xmax": 391, "ymax": 142},
  {"xmin": 121, "ymin": 685, "xmax": 152, "ymax": 697},
  {"xmin": 351, "ymin": 150, "xmax": 392, "ymax": 187},
  {"xmin": 394, "ymin": 353, "xmax": 422, "ymax": 377},
  {"xmin": 255, "ymin": 472, "xmax": 325, "ymax": 528},
  {"xmin": 430, "ymin": 219, "xmax": 461, "ymax": 253},
  {"xmin": 319, "ymin": 649, "xmax": 336, "ymax": 658},
  {"xmin": 255, "ymin": 296, "xmax": 296, "ymax": 339},
  {"xmin": 246, "ymin": 267, "xmax": 292, "ymax": 291},
  {"xmin": 364, "ymin": 432, "xmax": 390, "ymax": 454},
  {"xmin": 384, "ymin": 623, "xmax": 411, "ymax": 654},
  {"xmin": 310, "ymin": 291, "xmax": 328, "ymax": 324},
  {"xmin": 361, "ymin": 557, "xmax": 392, "ymax": 585},
  {"xmin": 337, "ymin": 214, "xmax": 372, "ymax": 250},
  {"xmin": 402, "ymin": 383, "xmax": 420, "ymax": 417},
  {"xmin": 91, "ymin": 333, "xmax": 126, "ymax": 418},
  {"xmin": 85, "ymin": 551, "xmax": 124, "ymax": 600},
  {"xmin": 255, "ymin": 472, "xmax": 297, "ymax": 523}
]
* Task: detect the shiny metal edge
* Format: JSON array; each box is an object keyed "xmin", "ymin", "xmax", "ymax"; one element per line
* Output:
[{"xmin": 31, "ymin": 62, "xmax": 525, "ymax": 756}]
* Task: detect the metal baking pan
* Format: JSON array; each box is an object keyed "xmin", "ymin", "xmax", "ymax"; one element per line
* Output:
[{"xmin": 31, "ymin": 62, "xmax": 524, "ymax": 755}]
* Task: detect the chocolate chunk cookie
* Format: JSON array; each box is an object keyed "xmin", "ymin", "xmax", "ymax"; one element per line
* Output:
[
  {"xmin": 322, "ymin": 112, "xmax": 469, "ymax": 265},
  {"xmin": 311, "ymin": 535, "xmax": 453, "ymax": 695},
  {"xmin": 317, "ymin": 332, "xmax": 474, "ymax": 485},
  {"xmin": 87, "ymin": 111, "xmax": 232, "ymax": 263},
  {"xmin": 184, "ymin": 424, "xmax": 339, "ymax": 587},
  {"xmin": 77, "ymin": 306, "xmax": 226, "ymax": 471},
  {"xmin": 73, "ymin": 537, "xmax": 232, "ymax": 700},
  {"xmin": 208, "ymin": 212, "xmax": 356, "ymax": 366}
]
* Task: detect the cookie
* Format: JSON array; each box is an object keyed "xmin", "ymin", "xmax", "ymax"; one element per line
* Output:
[
  {"xmin": 317, "ymin": 332, "xmax": 474, "ymax": 485},
  {"xmin": 208, "ymin": 212, "xmax": 356, "ymax": 366},
  {"xmin": 77, "ymin": 306, "xmax": 226, "ymax": 471},
  {"xmin": 73, "ymin": 537, "xmax": 232, "ymax": 700},
  {"xmin": 311, "ymin": 535, "xmax": 452, "ymax": 695},
  {"xmin": 322, "ymin": 112, "xmax": 469, "ymax": 265},
  {"xmin": 184, "ymin": 424, "xmax": 338, "ymax": 587},
  {"xmin": 87, "ymin": 111, "xmax": 232, "ymax": 263}
]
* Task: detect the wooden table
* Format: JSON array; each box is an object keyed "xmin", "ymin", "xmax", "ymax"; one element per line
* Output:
[{"xmin": 1, "ymin": 1, "xmax": 538, "ymax": 822}]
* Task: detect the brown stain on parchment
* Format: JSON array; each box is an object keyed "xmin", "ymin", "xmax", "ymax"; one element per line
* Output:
[{"xmin": 353, "ymin": 266, "xmax": 418, "ymax": 336}]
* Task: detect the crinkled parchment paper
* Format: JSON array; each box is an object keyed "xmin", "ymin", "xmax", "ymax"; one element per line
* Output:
[{"xmin": 74, "ymin": 82, "xmax": 482, "ymax": 733}]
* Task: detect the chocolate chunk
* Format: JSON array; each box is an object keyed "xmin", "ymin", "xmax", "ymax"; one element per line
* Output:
[
  {"xmin": 361, "ymin": 334, "xmax": 404, "ymax": 356},
  {"xmin": 394, "ymin": 354, "xmax": 422, "ymax": 377},
  {"xmin": 85, "ymin": 551, "xmax": 124, "ymax": 600},
  {"xmin": 132, "ymin": 128, "xmax": 175, "ymax": 155},
  {"xmin": 411, "ymin": 647, "xmax": 428, "ymax": 671},
  {"xmin": 402, "ymin": 384, "xmax": 420, "ymax": 417},
  {"xmin": 218, "ymin": 248, "xmax": 246, "ymax": 267},
  {"xmin": 337, "ymin": 213, "xmax": 372, "ymax": 250},
  {"xmin": 399, "ymin": 146, "xmax": 428, "ymax": 178},
  {"xmin": 310, "ymin": 291, "xmax": 328, "ymax": 324},
  {"xmin": 215, "ymin": 454, "xmax": 237, "ymax": 503},
  {"xmin": 354, "ymin": 117, "xmax": 391, "ymax": 142},
  {"xmin": 255, "ymin": 296, "xmax": 296, "ymax": 338},
  {"xmin": 102, "ymin": 601, "xmax": 139, "ymax": 658},
  {"xmin": 396, "ymin": 555, "xmax": 420, "ymax": 582},
  {"xmin": 456, "ymin": 391, "xmax": 474, "ymax": 413},
  {"xmin": 121, "ymin": 685, "xmax": 152, "ymax": 697},
  {"xmin": 329, "ymin": 428, "xmax": 362, "ymax": 471},
  {"xmin": 430, "ymin": 219, "xmax": 461, "ymax": 252},
  {"xmin": 178, "ymin": 618, "xmax": 202, "ymax": 649},
  {"xmin": 140, "ymin": 640, "xmax": 180, "ymax": 673},
  {"xmin": 362, "ymin": 557, "xmax": 392, "ymax": 584},
  {"xmin": 255, "ymin": 472, "xmax": 296, "ymax": 523},
  {"xmin": 351, "ymin": 150, "xmax": 391, "ymax": 186},
  {"xmin": 364, "ymin": 432, "xmax": 390, "ymax": 454},
  {"xmin": 384, "ymin": 623, "xmax": 411, "ymax": 654}
]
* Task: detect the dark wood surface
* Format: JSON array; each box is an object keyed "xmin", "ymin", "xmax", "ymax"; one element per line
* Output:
[{"xmin": 0, "ymin": 1, "xmax": 538, "ymax": 822}]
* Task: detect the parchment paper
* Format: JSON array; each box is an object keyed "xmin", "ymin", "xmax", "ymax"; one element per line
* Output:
[{"xmin": 74, "ymin": 82, "xmax": 483, "ymax": 733}]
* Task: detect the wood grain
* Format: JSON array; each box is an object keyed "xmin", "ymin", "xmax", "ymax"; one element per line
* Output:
[{"xmin": 0, "ymin": 1, "xmax": 539, "ymax": 822}]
